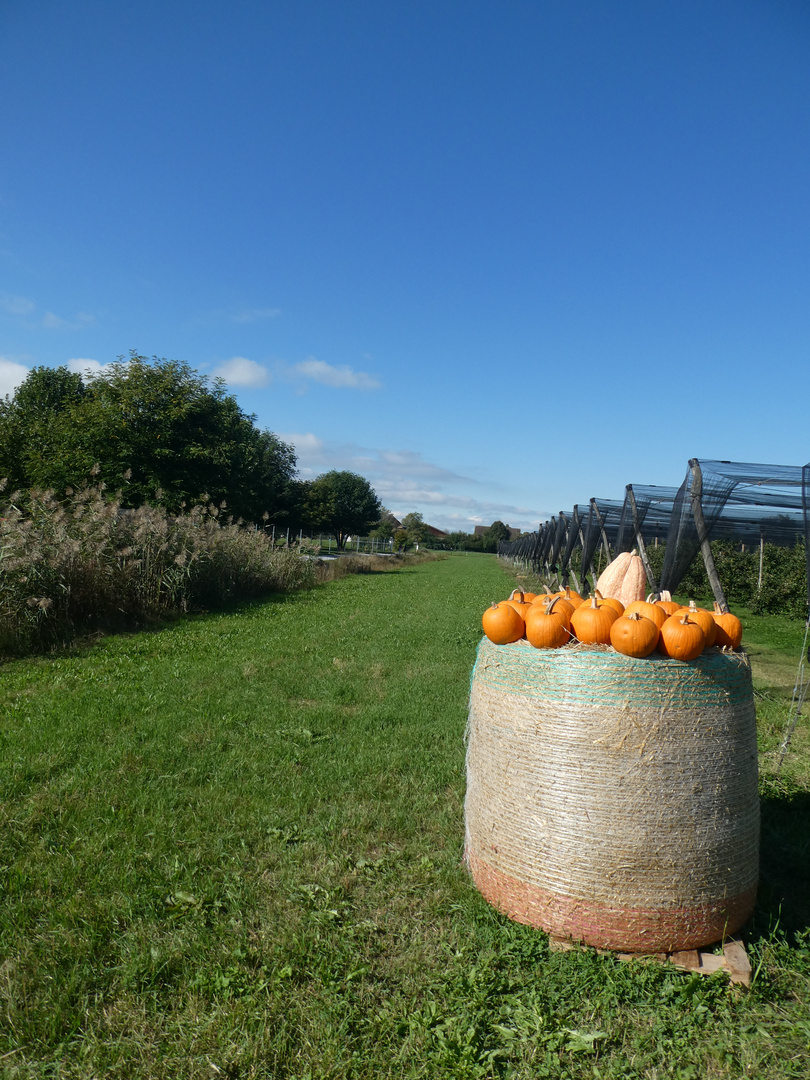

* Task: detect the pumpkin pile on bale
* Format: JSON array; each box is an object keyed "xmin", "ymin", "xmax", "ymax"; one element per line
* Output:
[
  {"xmin": 482, "ymin": 550, "xmax": 743, "ymax": 660},
  {"xmin": 467, "ymin": 551, "xmax": 758, "ymax": 955}
]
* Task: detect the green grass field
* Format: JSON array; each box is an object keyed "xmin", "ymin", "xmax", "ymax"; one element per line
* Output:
[{"xmin": 2, "ymin": 553, "xmax": 809, "ymax": 1078}]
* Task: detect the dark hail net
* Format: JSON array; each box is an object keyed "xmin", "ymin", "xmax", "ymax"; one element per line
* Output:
[
  {"xmin": 498, "ymin": 458, "xmax": 810, "ymax": 612},
  {"xmin": 580, "ymin": 499, "xmax": 625, "ymax": 582},
  {"xmin": 659, "ymin": 460, "xmax": 810, "ymax": 599}
]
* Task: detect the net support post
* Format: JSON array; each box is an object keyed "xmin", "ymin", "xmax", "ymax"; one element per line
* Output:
[
  {"xmin": 626, "ymin": 485, "xmax": 658, "ymax": 593},
  {"xmin": 689, "ymin": 459, "xmax": 729, "ymax": 613}
]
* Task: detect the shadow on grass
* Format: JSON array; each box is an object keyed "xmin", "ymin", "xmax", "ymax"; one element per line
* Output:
[{"xmin": 752, "ymin": 778, "xmax": 810, "ymax": 941}]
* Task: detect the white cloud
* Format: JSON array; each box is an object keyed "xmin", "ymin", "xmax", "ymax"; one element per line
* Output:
[
  {"xmin": 67, "ymin": 358, "xmax": 104, "ymax": 376},
  {"xmin": 281, "ymin": 432, "xmax": 325, "ymax": 456},
  {"xmin": 230, "ymin": 307, "xmax": 281, "ymax": 324},
  {"xmin": 0, "ymin": 357, "xmax": 30, "ymax": 399},
  {"xmin": 282, "ymin": 356, "xmax": 381, "ymax": 390},
  {"xmin": 0, "ymin": 293, "xmax": 36, "ymax": 316},
  {"xmin": 278, "ymin": 433, "xmax": 541, "ymax": 533},
  {"xmin": 211, "ymin": 356, "xmax": 271, "ymax": 388}
]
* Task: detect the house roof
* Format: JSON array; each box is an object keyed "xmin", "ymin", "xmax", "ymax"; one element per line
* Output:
[{"xmin": 473, "ymin": 523, "xmax": 522, "ymax": 540}]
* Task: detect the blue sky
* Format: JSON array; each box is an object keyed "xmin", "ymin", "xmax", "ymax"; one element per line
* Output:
[{"xmin": 2, "ymin": 0, "xmax": 809, "ymax": 533}]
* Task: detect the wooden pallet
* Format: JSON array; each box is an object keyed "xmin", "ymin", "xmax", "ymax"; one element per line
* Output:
[{"xmin": 548, "ymin": 935, "xmax": 752, "ymax": 987}]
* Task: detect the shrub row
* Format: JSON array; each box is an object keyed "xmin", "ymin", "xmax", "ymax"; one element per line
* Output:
[{"xmin": 644, "ymin": 540, "xmax": 809, "ymax": 619}]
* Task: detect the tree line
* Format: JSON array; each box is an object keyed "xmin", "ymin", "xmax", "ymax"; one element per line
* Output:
[
  {"xmin": 0, "ymin": 355, "xmax": 381, "ymax": 548},
  {"xmin": 1, "ymin": 354, "xmax": 519, "ymax": 553}
]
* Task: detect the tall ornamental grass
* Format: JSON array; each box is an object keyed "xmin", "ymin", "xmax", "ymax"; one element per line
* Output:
[{"xmin": 0, "ymin": 485, "xmax": 313, "ymax": 654}]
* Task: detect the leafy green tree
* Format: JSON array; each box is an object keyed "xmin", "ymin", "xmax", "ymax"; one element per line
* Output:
[
  {"xmin": 0, "ymin": 354, "xmax": 297, "ymax": 523},
  {"xmin": 483, "ymin": 520, "xmax": 512, "ymax": 552},
  {"xmin": 0, "ymin": 366, "xmax": 87, "ymax": 492},
  {"xmin": 307, "ymin": 470, "xmax": 381, "ymax": 550},
  {"xmin": 369, "ymin": 508, "xmax": 397, "ymax": 543},
  {"xmin": 401, "ymin": 511, "xmax": 431, "ymax": 547},
  {"xmin": 393, "ymin": 528, "xmax": 410, "ymax": 553},
  {"xmin": 442, "ymin": 530, "xmax": 483, "ymax": 551}
]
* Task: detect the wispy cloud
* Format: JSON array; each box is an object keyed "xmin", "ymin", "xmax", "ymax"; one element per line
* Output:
[
  {"xmin": 0, "ymin": 293, "xmax": 36, "ymax": 316},
  {"xmin": 279, "ymin": 356, "xmax": 381, "ymax": 390},
  {"xmin": 278, "ymin": 433, "xmax": 541, "ymax": 532},
  {"xmin": 0, "ymin": 356, "xmax": 30, "ymax": 399},
  {"xmin": 43, "ymin": 311, "xmax": 95, "ymax": 330},
  {"xmin": 211, "ymin": 356, "xmax": 272, "ymax": 388}
]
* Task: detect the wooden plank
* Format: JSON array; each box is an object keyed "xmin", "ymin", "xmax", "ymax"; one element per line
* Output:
[
  {"xmin": 723, "ymin": 939, "xmax": 752, "ymax": 986},
  {"xmin": 669, "ymin": 949, "xmax": 700, "ymax": 971},
  {"xmin": 548, "ymin": 935, "xmax": 751, "ymax": 987}
]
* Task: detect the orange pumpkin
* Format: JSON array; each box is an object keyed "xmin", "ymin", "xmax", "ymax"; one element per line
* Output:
[
  {"xmin": 482, "ymin": 601, "xmax": 524, "ymax": 645},
  {"xmin": 504, "ymin": 589, "xmax": 533, "ymax": 622},
  {"xmin": 593, "ymin": 589, "xmax": 625, "ymax": 617},
  {"xmin": 623, "ymin": 599, "xmax": 668, "ymax": 630},
  {"xmin": 547, "ymin": 595, "xmax": 576, "ymax": 623},
  {"xmin": 677, "ymin": 601, "xmax": 717, "ymax": 648},
  {"xmin": 570, "ymin": 596, "xmax": 620, "ymax": 644},
  {"xmin": 609, "ymin": 611, "xmax": 660, "ymax": 658},
  {"xmin": 712, "ymin": 603, "xmax": 743, "ymax": 649},
  {"xmin": 525, "ymin": 597, "xmax": 570, "ymax": 649},
  {"xmin": 557, "ymin": 586, "xmax": 584, "ymax": 608},
  {"xmin": 648, "ymin": 591, "xmax": 680, "ymax": 617},
  {"xmin": 529, "ymin": 591, "xmax": 560, "ymax": 609},
  {"xmin": 657, "ymin": 613, "xmax": 705, "ymax": 660}
]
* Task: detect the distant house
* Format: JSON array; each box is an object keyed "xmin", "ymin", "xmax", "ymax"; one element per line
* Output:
[
  {"xmin": 473, "ymin": 523, "xmax": 521, "ymax": 540},
  {"xmin": 426, "ymin": 524, "xmax": 448, "ymax": 538}
]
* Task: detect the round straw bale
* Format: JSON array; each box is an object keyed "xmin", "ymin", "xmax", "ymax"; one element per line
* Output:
[{"xmin": 464, "ymin": 638, "xmax": 759, "ymax": 953}]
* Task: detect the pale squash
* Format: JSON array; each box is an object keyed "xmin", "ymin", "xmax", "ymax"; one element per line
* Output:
[{"xmin": 595, "ymin": 550, "xmax": 647, "ymax": 608}]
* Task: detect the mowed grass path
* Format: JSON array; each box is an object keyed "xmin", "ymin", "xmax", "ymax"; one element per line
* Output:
[{"xmin": 2, "ymin": 554, "xmax": 809, "ymax": 1079}]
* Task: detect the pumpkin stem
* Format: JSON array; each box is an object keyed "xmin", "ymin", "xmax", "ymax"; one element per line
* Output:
[
  {"xmin": 509, "ymin": 589, "xmax": 525, "ymax": 602},
  {"xmin": 627, "ymin": 611, "xmax": 642, "ymax": 621}
]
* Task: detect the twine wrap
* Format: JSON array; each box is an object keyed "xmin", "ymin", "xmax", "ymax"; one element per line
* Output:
[{"xmin": 465, "ymin": 638, "xmax": 759, "ymax": 952}]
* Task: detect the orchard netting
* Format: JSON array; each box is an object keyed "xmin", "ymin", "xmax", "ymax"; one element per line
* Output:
[{"xmin": 499, "ymin": 458, "xmax": 810, "ymax": 617}]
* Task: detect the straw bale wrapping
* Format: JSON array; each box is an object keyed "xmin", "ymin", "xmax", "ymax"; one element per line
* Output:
[{"xmin": 464, "ymin": 638, "xmax": 760, "ymax": 952}]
